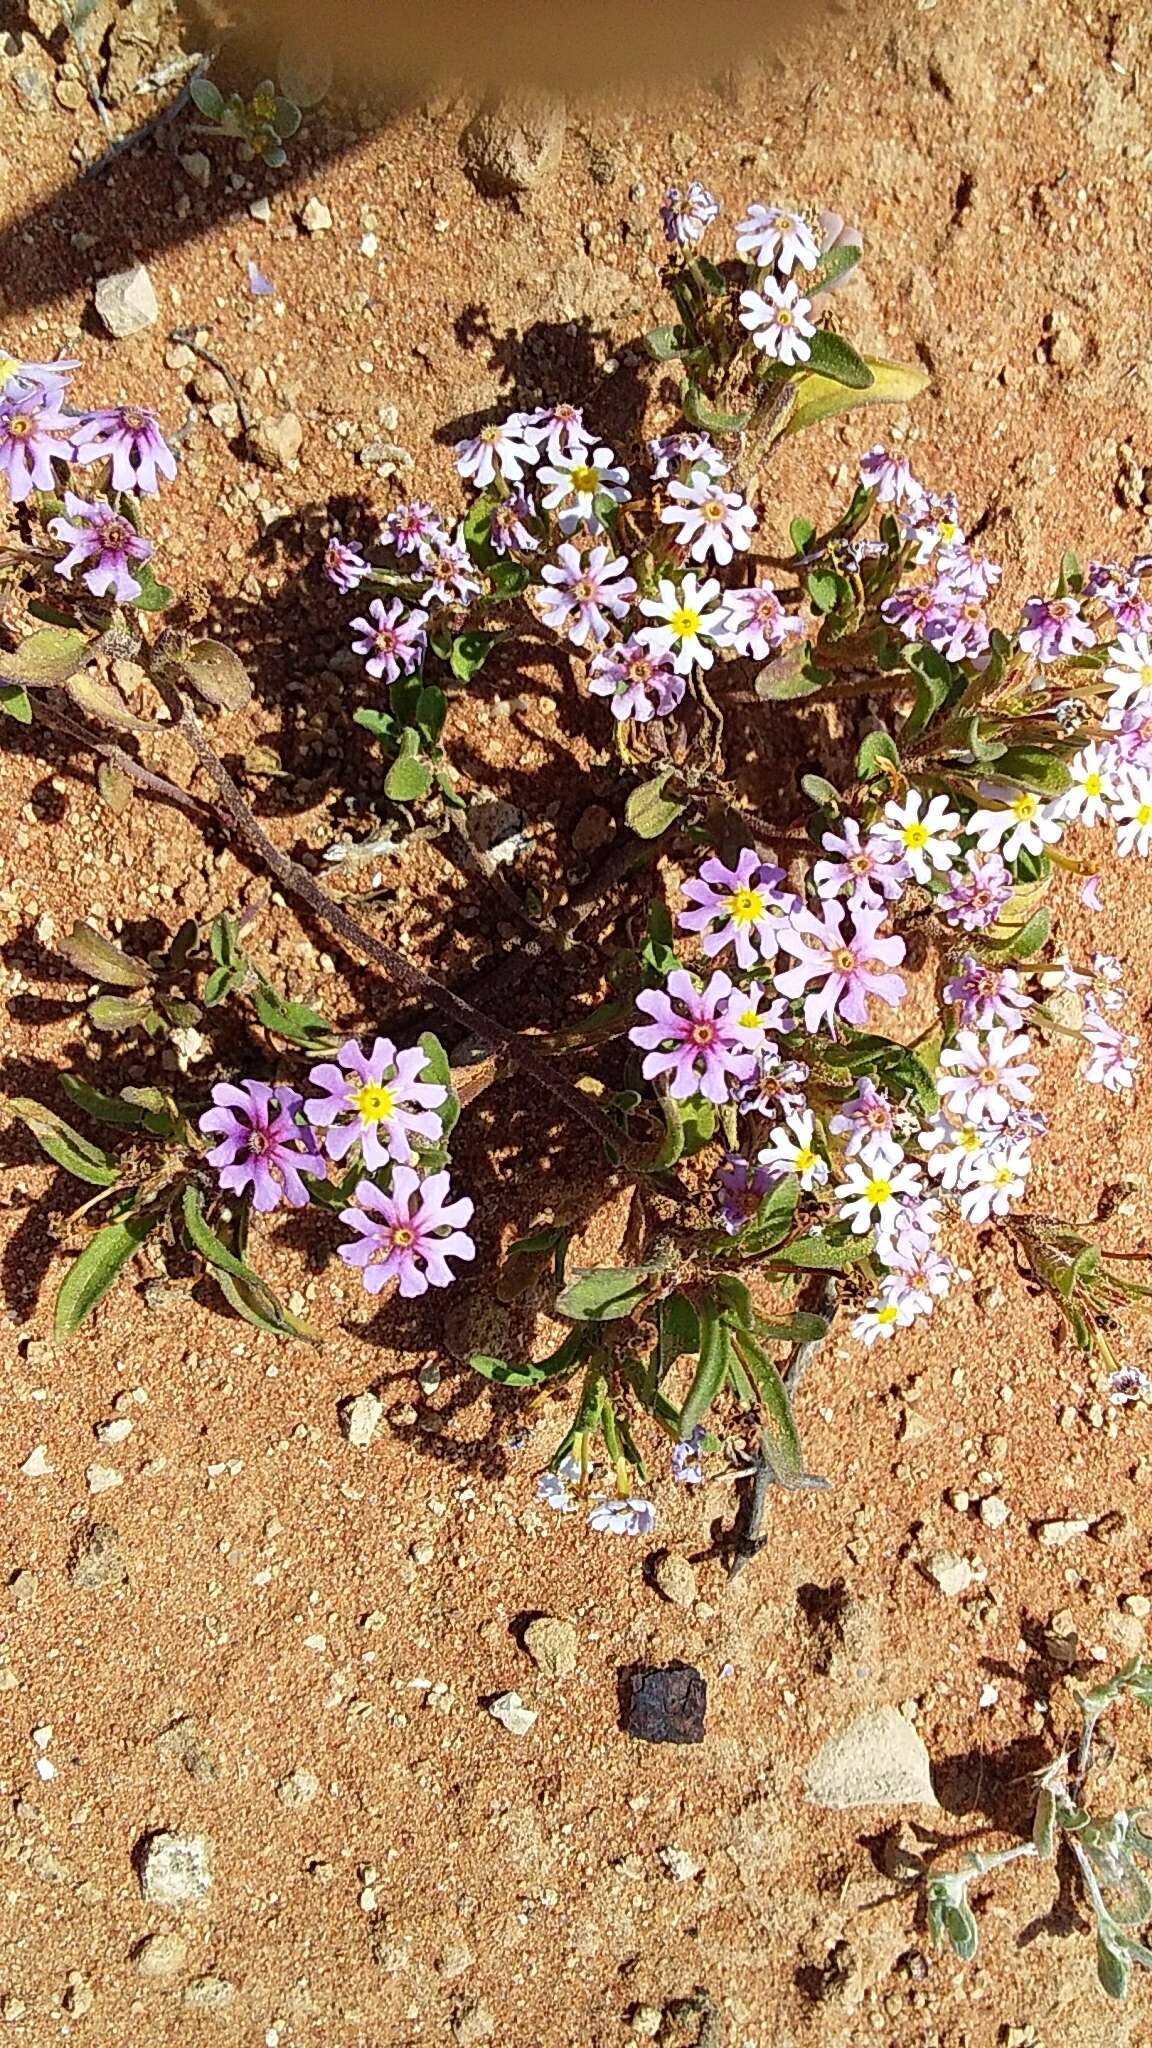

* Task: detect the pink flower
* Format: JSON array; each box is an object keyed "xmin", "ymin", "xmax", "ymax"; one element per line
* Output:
[
  {"xmin": 384, "ymin": 502, "xmax": 444, "ymax": 556},
  {"xmin": 198, "ymin": 1080, "xmax": 324, "ymax": 1213},
  {"xmin": 0, "ymin": 383, "xmax": 72, "ymax": 502},
  {"xmin": 49, "ymin": 492, "xmax": 154, "ymax": 603},
  {"xmin": 349, "ymin": 596, "xmax": 427, "ymax": 682},
  {"xmin": 813, "ymin": 817, "xmax": 908, "ymax": 910},
  {"xmin": 774, "ymin": 901, "xmax": 906, "ymax": 1035},
  {"xmin": 939, "ymin": 852, "xmax": 1014, "ymax": 931},
  {"xmin": 714, "ymin": 581, "xmax": 804, "ymax": 661},
  {"xmin": 943, "ymin": 958, "xmax": 1032, "ymax": 1030},
  {"xmin": 661, "ymin": 183, "xmax": 719, "ymax": 248},
  {"xmin": 677, "ymin": 847, "xmax": 795, "ymax": 968},
  {"xmin": 1018, "ymin": 594, "xmax": 1095, "ymax": 663},
  {"xmin": 936, "ymin": 1029, "xmax": 1038, "ymax": 1125},
  {"xmin": 536, "ymin": 542, "xmax": 636, "ymax": 648},
  {"xmin": 453, "ymin": 416, "xmax": 536, "ymax": 488},
  {"xmin": 490, "ymin": 492, "xmax": 539, "ymax": 555},
  {"xmin": 324, "ymin": 536, "xmax": 370, "ymax": 592},
  {"xmin": 660, "ymin": 476, "xmax": 757, "ymax": 566},
  {"xmin": 70, "ymin": 404, "xmax": 177, "ymax": 496},
  {"xmin": 521, "ymin": 403, "xmax": 593, "ymax": 466},
  {"xmin": 630, "ymin": 968, "xmax": 756, "ymax": 1104},
  {"xmin": 337, "ymin": 1168, "xmax": 475, "ymax": 1298},
  {"xmin": 304, "ymin": 1037, "xmax": 446, "ymax": 1169},
  {"xmin": 858, "ymin": 445, "xmax": 921, "ymax": 506},
  {"xmin": 828, "ymin": 1077, "xmax": 900, "ymax": 1162},
  {"xmin": 586, "ymin": 638, "xmax": 683, "ymax": 722}
]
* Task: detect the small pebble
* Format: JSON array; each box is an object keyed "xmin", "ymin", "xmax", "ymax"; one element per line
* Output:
[
  {"xmin": 487, "ymin": 1691, "xmax": 537, "ymax": 1736},
  {"xmin": 523, "ymin": 1617, "xmax": 578, "ymax": 1679},
  {"xmin": 86, "ymin": 1465, "xmax": 123, "ymax": 1495},
  {"xmin": 338, "ymin": 1391, "xmax": 383, "ymax": 1448},
  {"xmin": 276, "ymin": 1766, "xmax": 320, "ymax": 1810},
  {"xmin": 133, "ymin": 1932, "xmax": 188, "ymax": 1979},
  {"xmin": 300, "ymin": 196, "xmax": 332, "ymax": 233}
]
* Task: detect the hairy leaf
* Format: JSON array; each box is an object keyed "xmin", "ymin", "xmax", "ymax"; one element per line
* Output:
[
  {"xmin": 784, "ymin": 354, "xmax": 929, "ymax": 437},
  {"xmin": 678, "ymin": 1302, "xmax": 730, "ymax": 1438},
  {"xmin": 626, "ymin": 772, "xmax": 685, "ymax": 840},
  {"xmin": 5, "ymin": 1096, "xmax": 121, "ymax": 1186},
  {"xmin": 54, "ymin": 1213, "xmax": 155, "ymax": 1335},
  {"xmin": 181, "ymin": 639, "xmax": 253, "ymax": 712},
  {"xmin": 804, "ymin": 328, "xmax": 874, "ymax": 389},
  {"xmin": 727, "ymin": 1324, "xmax": 811, "ymax": 1486},
  {"xmin": 58, "ymin": 919, "xmax": 152, "ymax": 988},
  {"xmin": 0, "ymin": 625, "xmax": 91, "ymax": 689},
  {"xmin": 556, "ymin": 1263, "xmax": 665, "ymax": 1323}
]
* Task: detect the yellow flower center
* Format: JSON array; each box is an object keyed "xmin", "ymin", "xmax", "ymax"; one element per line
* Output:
[
  {"xmin": 1136, "ymin": 803, "xmax": 1152, "ymax": 827},
  {"xmin": 1083, "ymin": 772, "xmax": 1102, "ymax": 796},
  {"xmin": 994, "ymin": 1166, "xmax": 1015, "ymax": 1187},
  {"xmin": 569, "ymin": 464, "xmax": 600, "ymax": 494},
  {"xmin": 354, "ymin": 1082, "xmax": 395, "ymax": 1124},
  {"xmin": 392, "ymin": 1225, "xmax": 415, "ymax": 1247},
  {"xmin": 777, "ymin": 307, "xmax": 793, "ymax": 327},
  {"xmin": 729, "ymin": 886, "xmax": 765, "ymax": 926},
  {"xmin": 1141, "ymin": 664, "xmax": 1152, "ymax": 688},
  {"xmin": 795, "ymin": 1147, "xmax": 818, "ymax": 1173},
  {"xmin": 1011, "ymin": 794, "xmax": 1038, "ymax": 821},
  {"xmin": 876, "ymin": 1303, "xmax": 899, "ymax": 1326},
  {"xmin": 6, "ymin": 413, "xmax": 30, "ymax": 438},
  {"xmin": 865, "ymin": 1176, "xmax": 892, "ymax": 1205},
  {"xmin": 938, "ymin": 520, "xmax": 958, "ymax": 543},
  {"xmin": 902, "ymin": 821, "xmax": 929, "ymax": 849},
  {"xmin": 958, "ymin": 1127, "xmax": 982, "ymax": 1152},
  {"xmin": 670, "ymin": 606, "xmax": 701, "ymax": 638},
  {"xmin": 834, "ymin": 947, "xmax": 857, "ymax": 972},
  {"xmin": 739, "ymin": 1008, "xmax": 761, "ymax": 1030},
  {"xmin": 701, "ymin": 499, "xmax": 725, "ymax": 521}
]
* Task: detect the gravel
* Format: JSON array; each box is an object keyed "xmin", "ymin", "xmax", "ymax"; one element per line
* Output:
[
  {"xmin": 461, "ymin": 94, "xmax": 565, "ymax": 194},
  {"xmin": 247, "ymin": 413, "xmax": 304, "ymax": 471},
  {"xmin": 338, "ymin": 1391, "xmax": 383, "ymax": 1448},
  {"xmin": 136, "ymin": 1830, "xmax": 212, "ymax": 1908},
  {"xmin": 68, "ymin": 1522, "xmax": 127, "ymax": 1590},
  {"xmin": 132, "ymin": 1932, "xmax": 189, "ymax": 1979},
  {"xmin": 94, "ymin": 264, "xmax": 159, "ymax": 338},
  {"xmin": 487, "ymin": 1691, "xmax": 538, "ymax": 1736},
  {"xmin": 651, "ymin": 1551, "xmax": 698, "ymax": 1609},
  {"xmin": 276, "ymin": 1766, "xmax": 320, "ymax": 1810}
]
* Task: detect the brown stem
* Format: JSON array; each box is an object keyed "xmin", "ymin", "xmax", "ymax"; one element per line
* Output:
[
  {"xmin": 36, "ymin": 699, "xmax": 212, "ymax": 817},
  {"xmin": 152, "ymin": 676, "xmax": 632, "ymax": 1157}
]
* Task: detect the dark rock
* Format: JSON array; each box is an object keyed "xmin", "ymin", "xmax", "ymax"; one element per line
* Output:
[{"xmin": 623, "ymin": 1661, "xmax": 706, "ymax": 1745}]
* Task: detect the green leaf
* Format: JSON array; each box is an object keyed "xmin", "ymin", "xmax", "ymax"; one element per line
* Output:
[
  {"xmin": 5, "ymin": 1096, "xmax": 121, "ymax": 1186},
  {"xmin": 59, "ymin": 1074, "xmax": 146, "ymax": 1129},
  {"xmin": 1097, "ymin": 1933, "xmax": 1130, "ymax": 2003},
  {"xmin": 640, "ymin": 897, "xmax": 678, "ymax": 978},
  {"xmin": 801, "ymin": 772, "xmax": 841, "ymax": 809},
  {"xmin": 678, "ymin": 1097, "xmax": 716, "ymax": 1158},
  {"xmin": 180, "ymin": 1183, "xmax": 255, "ymax": 1281},
  {"xmin": 821, "ymin": 1034, "xmax": 938, "ymax": 1115},
  {"xmin": 353, "ymin": 707, "xmax": 398, "ymax": 744},
  {"xmin": 58, "ymin": 919, "xmax": 152, "ymax": 989},
  {"xmin": 417, "ymin": 1030, "xmax": 460, "ymax": 1135},
  {"xmin": 189, "ymin": 74, "xmax": 227, "ymax": 119},
  {"xmin": 272, "ymin": 95, "xmax": 302, "ymax": 138},
  {"xmin": 128, "ymin": 562, "xmax": 174, "ymax": 612},
  {"xmin": 250, "ymin": 983, "xmax": 333, "ymax": 1050},
  {"xmin": 649, "ymin": 1090, "xmax": 685, "ymax": 1171},
  {"xmin": 657, "ymin": 1294, "xmax": 700, "ymax": 1377},
  {"xmin": 804, "ymin": 329, "xmax": 874, "ymax": 389},
  {"xmin": 678, "ymin": 1301, "xmax": 730, "ymax": 1438},
  {"xmin": 727, "ymin": 1325, "xmax": 810, "ymax": 1486},
  {"xmin": 857, "ymin": 729, "xmax": 900, "ymax": 780},
  {"xmin": 487, "ymin": 558, "xmax": 531, "ymax": 598},
  {"xmin": 807, "ymin": 568, "xmax": 843, "ymax": 615},
  {"xmin": 88, "ymin": 993, "xmax": 155, "ymax": 1033},
  {"xmin": 626, "ymin": 772, "xmax": 685, "ymax": 839},
  {"xmin": 901, "ymin": 644, "xmax": 962, "ymax": 737},
  {"xmin": 994, "ymin": 745, "xmax": 1073, "ymax": 798},
  {"xmin": 942, "ymin": 1899, "xmax": 979, "ymax": 1964},
  {"xmin": 449, "ymin": 630, "xmax": 499, "ymax": 683},
  {"xmin": 711, "ymin": 1273, "xmax": 754, "ymax": 1327},
  {"xmin": 384, "ymin": 730, "xmax": 434, "ymax": 804},
  {"xmin": 1057, "ymin": 549, "xmax": 1083, "ymax": 597},
  {"xmin": 212, "ymin": 1266, "xmax": 320, "ymax": 1342},
  {"xmin": 809, "ymin": 242, "xmax": 861, "ymax": 293},
  {"xmin": 757, "ymin": 1311, "xmax": 830, "ymax": 1345},
  {"xmin": 0, "ymin": 625, "xmax": 91, "ymax": 689},
  {"xmin": 644, "ymin": 323, "xmax": 687, "ymax": 362},
  {"xmin": 784, "ymin": 354, "xmax": 929, "ymax": 437},
  {"xmin": 180, "ymin": 639, "xmax": 253, "ymax": 712},
  {"xmin": 469, "ymin": 1331, "xmax": 586, "ymax": 1390},
  {"xmin": 0, "ymin": 684, "xmax": 32, "ymax": 723},
  {"xmin": 986, "ymin": 905, "xmax": 1051, "ymax": 962},
  {"xmin": 682, "ymin": 382, "xmax": 750, "ymax": 435},
  {"xmin": 415, "ymin": 684, "xmax": 447, "ymax": 745},
  {"xmin": 735, "ymin": 1173, "xmax": 799, "ymax": 1255},
  {"xmin": 54, "ymin": 1213, "xmax": 155, "ymax": 1335},
  {"xmin": 790, "ymin": 516, "xmax": 816, "ymax": 556},
  {"xmin": 769, "ymin": 1230, "xmax": 873, "ymax": 1271},
  {"xmin": 556, "ymin": 1264, "xmax": 664, "ymax": 1323}
]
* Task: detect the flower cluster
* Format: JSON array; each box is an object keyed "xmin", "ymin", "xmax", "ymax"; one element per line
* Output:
[
  {"xmin": 198, "ymin": 1036, "xmax": 474, "ymax": 1300},
  {"xmin": 0, "ymin": 351, "xmax": 175, "ymax": 604}
]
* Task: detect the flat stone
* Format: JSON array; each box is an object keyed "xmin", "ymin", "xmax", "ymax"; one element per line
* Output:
[
  {"xmin": 86, "ymin": 1463, "xmax": 123, "ymax": 1495},
  {"xmin": 68, "ymin": 1522, "xmax": 127, "ymax": 1590},
  {"xmin": 300, "ymin": 196, "xmax": 332, "ymax": 233},
  {"xmin": 522, "ymin": 1617, "xmax": 578, "ymax": 1679},
  {"xmin": 487, "ymin": 1691, "xmax": 537, "ymax": 1736},
  {"xmin": 624, "ymin": 1663, "xmax": 706, "ymax": 1746},
  {"xmin": 658, "ymin": 1845, "xmax": 702, "ymax": 1881},
  {"xmin": 132, "ymin": 1931, "xmax": 188, "ymax": 1979},
  {"xmin": 806, "ymin": 1706, "xmax": 937, "ymax": 1810},
  {"xmin": 1036, "ymin": 1518, "xmax": 1092, "ymax": 1549},
  {"xmin": 94, "ymin": 264, "xmax": 159, "ymax": 339},
  {"xmin": 182, "ymin": 1977, "xmax": 233, "ymax": 2011},
  {"xmin": 925, "ymin": 1551, "xmax": 975, "ymax": 1597},
  {"xmin": 338, "ymin": 1391, "xmax": 383, "ymax": 1448},
  {"xmin": 452, "ymin": 2003, "xmax": 496, "ymax": 2045},
  {"xmin": 136, "ymin": 1831, "xmax": 212, "ymax": 1909},
  {"xmin": 651, "ymin": 1551, "xmax": 698, "ymax": 1609}
]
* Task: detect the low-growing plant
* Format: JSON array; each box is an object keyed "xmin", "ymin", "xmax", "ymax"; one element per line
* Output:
[
  {"xmin": 1, "ymin": 186, "xmax": 1150, "ymax": 1535},
  {"xmin": 188, "ymin": 73, "xmax": 303, "ymax": 169},
  {"xmin": 927, "ymin": 1659, "xmax": 1152, "ymax": 2001}
]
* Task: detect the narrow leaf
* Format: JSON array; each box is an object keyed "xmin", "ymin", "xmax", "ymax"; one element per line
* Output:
[
  {"xmin": 678, "ymin": 1302, "xmax": 730, "ymax": 1438},
  {"xmin": 5, "ymin": 1096, "xmax": 121, "ymax": 1186},
  {"xmin": 54, "ymin": 1213, "xmax": 155, "ymax": 1335}
]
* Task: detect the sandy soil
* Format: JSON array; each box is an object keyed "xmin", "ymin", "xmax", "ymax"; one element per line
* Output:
[{"xmin": 3, "ymin": 2, "xmax": 1152, "ymax": 2043}]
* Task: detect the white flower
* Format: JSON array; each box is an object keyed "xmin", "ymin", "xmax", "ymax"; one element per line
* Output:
[
  {"xmin": 966, "ymin": 783, "xmax": 1064, "ymax": 863},
  {"xmin": 1103, "ymin": 630, "xmax": 1152, "ymax": 710},
  {"xmin": 1054, "ymin": 740, "xmax": 1120, "ymax": 826},
  {"xmin": 873, "ymin": 789, "xmax": 961, "ymax": 883},
  {"xmin": 638, "ymin": 573, "xmax": 726, "ymax": 674},
  {"xmin": 1083, "ymin": 1012, "xmax": 1140, "ymax": 1091},
  {"xmin": 536, "ymin": 1457, "xmax": 580, "ymax": 1513},
  {"xmin": 936, "ymin": 1029, "xmax": 1038, "ymax": 1125},
  {"xmin": 834, "ymin": 1154, "xmax": 923, "ymax": 1235},
  {"xmin": 534, "ymin": 541, "xmax": 637, "ymax": 649},
  {"xmin": 956, "ymin": 1140, "xmax": 1031, "ymax": 1225},
  {"xmin": 537, "ymin": 444, "xmax": 629, "ymax": 534},
  {"xmin": 659, "ymin": 475, "xmax": 757, "ymax": 567},
  {"xmin": 757, "ymin": 1108, "xmax": 828, "ymax": 1192},
  {"xmin": 453, "ymin": 416, "xmax": 537, "ymax": 488},
  {"xmin": 738, "ymin": 279, "xmax": 816, "ymax": 366},
  {"xmin": 919, "ymin": 1113, "xmax": 992, "ymax": 1189},
  {"xmin": 734, "ymin": 202, "xmax": 820, "ymax": 274},
  {"xmin": 853, "ymin": 1288, "xmax": 917, "ymax": 1347},
  {"xmin": 587, "ymin": 1497, "xmax": 656, "ymax": 1536},
  {"xmin": 1112, "ymin": 768, "xmax": 1152, "ymax": 857}
]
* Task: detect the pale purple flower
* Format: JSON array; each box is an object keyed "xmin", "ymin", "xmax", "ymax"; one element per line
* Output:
[
  {"xmin": 1080, "ymin": 873, "xmax": 1104, "ymax": 910},
  {"xmin": 660, "ymin": 475, "xmax": 757, "ymax": 566},
  {"xmin": 630, "ymin": 967, "xmax": 756, "ymax": 1104},
  {"xmin": 738, "ymin": 279, "xmax": 815, "ymax": 365},
  {"xmin": 648, "ymin": 431, "xmax": 728, "ymax": 482},
  {"xmin": 0, "ymin": 354, "xmax": 77, "ymax": 396},
  {"xmin": 535, "ymin": 541, "xmax": 636, "ymax": 648},
  {"xmin": 880, "ymin": 585, "xmax": 938, "ymax": 642},
  {"xmin": 937, "ymin": 543, "xmax": 1002, "ymax": 601},
  {"xmin": 939, "ymin": 852, "xmax": 1014, "ymax": 931},
  {"xmin": 521, "ymin": 403, "xmax": 593, "ymax": 466},
  {"xmin": 1082, "ymin": 1013, "xmax": 1140, "ymax": 1092},
  {"xmin": 490, "ymin": 492, "xmax": 539, "ymax": 555},
  {"xmin": 638, "ymin": 573, "xmax": 726, "ymax": 673},
  {"xmin": 714, "ymin": 582, "xmax": 805, "ymax": 661},
  {"xmin": 828, "ymin": 1078, "xmax": 900, "ymax": 1161},
  {"xmin": 936, "ymin": 1029, "xmax": 1038, "ymax": 1125},
  {"xmin": 350, "ymin": 596, "xmax": 427, "ymax": 682},
  {"xmin": 70, "ymin": 404, "xmax": 177, "ymax": 496},
  {"xmin": 715, "ymin": 1153, "xmax": 774, "ymax": 1233},
  {"xmin": 775, "ymin": 901, "xmax": 906, "ymax": 1034},
  {"xmin": 858, "ymin": 445, "xmax": 921, "ymax": 506},
  {"xmin": 1085, "ymin": 563, "xmax": 1152, "ymax": 636},
  {"xmin": 305, "ymin": 1036, "xmax": 446, "ymax": 1169},
  {"xmin": 661, "ymin": 182, "xmax": 720, "ymax": 247},
  {"xmin": 537, "ymin": 445, "xmax": 629, "ymax": 534},
  {"xmin": 813, "ymin": 817, "xmax": 908, "ymax": 909},
  {"xmin": 587, "ymin": 1497, "xmax": 656, "ymax": 1536},
  {"xmin": 734, "ymin": 202, "xmax": 820, "ymax": 274},
  {"xmin": 883, "ymin": 1242, "xmax": 956, "ymax": 1314},
  {"xmin": 924, "ymin": 599, "xmax": 991, "ymax": 664},
  {"xmin": 324, "ymin": 536, "xmax": 370, "ymax": 592},
  {"xmin": 0, "ymin": 383, "xmax": 72, "ymax": 501},
  {"xmin": 677, "ymin": 847, "xmax": 794, "ymax": 968},
  {"xmin": 199, "ymin": 1080, "xmax": 323, "ymax": 1213},
  {"xmin": 943, "ymin": 957, "xmax": 1032, "ymax": 1030},
  {"xmin": 421, "ymin": 534, "xmax": 483, "ymax": 608},
  {"xmin": 337, "ymin": 1167, "xmax": 475, "ymax": 1298},
  {"xmin": 586, "ymin": 638, "xmax": 684, "ymax": 723},
  {"xmin": 1018, "ymin": 594, "xmax": 1095, "ymax": 663},
  {"xmin": 385, "ymin": 502, "xmax": 444, "ymax": 556},
  {"xmin": 453, "ymin": 416, "xmax": 536, "ymax": 488},
  {"xmin": 246, "ymin": 259, "xmax": 275, "ymax": 296},
  {"xmin": 1102, "ymin": 699, "xmax": 1152, "ymax": 768},
  {"xmin": 1107, "ymin": 1366, "xmax": 1152, "ymax": 1406},
  {"xmin": 537, "ymin": 1467, "xmax": 579, "ymax": 1513},
  {"xmin": 671, "ymin": 1427, "xmax": 706, "ymax": 1483},
  {"xmin": 49, "ymin": 492, "xmax": 154, "ymax": 603},
  {"xmin": 956, "ymin": 1139, "xmax": 1032, "ymax": 1225},
  {"xmin": 902, "ymin": 493, "xmax": 965, "ymax": 564},
  {"xmin": 745, "ymin": 1052, "xmax": 810, "ymax": 1121}
]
